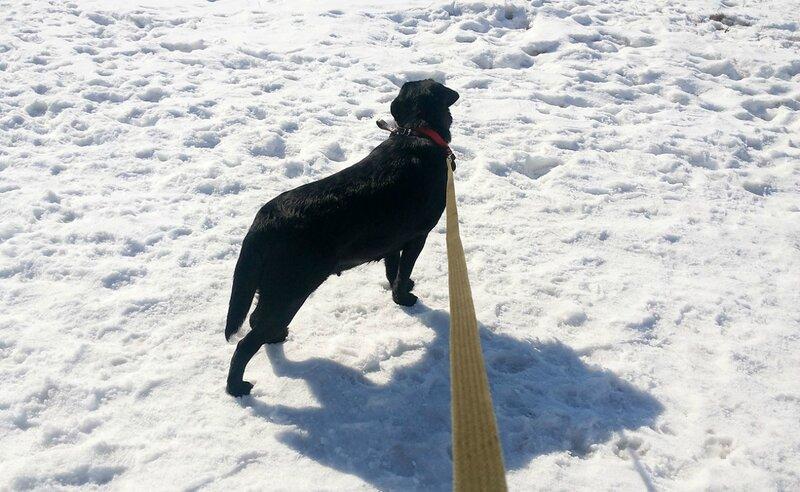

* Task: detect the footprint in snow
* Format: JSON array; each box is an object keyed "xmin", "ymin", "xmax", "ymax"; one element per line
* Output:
[
  {"xmin": 87, "ymin": 78, "xmax": 113, "ymax": 88},
  {"xmin": 703, "ymin": 434, "xmax": 733, "ymax": 459},
  {"xmin": 571, "ymin": 14, "xmax": 594, "ymax": 26},
  {"xmin": 184, "ymin": 131, "xmax": 221, "ymax": 149},
  {"xmin": 195, "ymin": 180, "xmax": 244, "ymax": 196},
  {"xmin": 740, "ymin": 98, "xmax": 799, "ymax": 121},
  {"xmin": 697, "ymin": 59, "xmax": 744, "ymax": 80},
  {"xmin": 321, "ymin": 142, "xmax": 346, "ymax": 162},
  {"xmin": 522, "ymin": 40, "xmax": 560, "ymax": 57},
  {"xmin": 487, "ymin": 153, "xmax": 563, "ymax": 180},
  {"xmin": 134, "ymin": 148, "xmax": 155, "ymax": 159},
  {"xmin": 742, "ymin": 180, "xmax": 775, "ymax": 196},
  {"xmin": 73, "ymin": 45, "xmax": 98, "ymax": 55},
  {"xmin": 222, "ymin": 57, "xmax": 258, "ymax": 70},
  {"xmin": 101, "ymin": 268, "xmax": 145, "ymax": 289},
  {"xmin": 613, "ymin": 435, "xmax": 646, "ymax": 458},
  {"xmin": 121, "ymin": 239, "xmax": 145, "ymax": 257},
  {"xmin": 138, "ymin": 87, "xmax": 167, "ymax": 102},
  {"xmin": 250, "ymin": 134, "xmax": 286, "ymax": 158},
  {"xmin": 471, "ymin": 50, "xmax": 534, "ymax": 70},
  {"xmin": 83, "ymin": 90, "xmax": 127, "ymax": 103},
  {"xmin": 464, "ymin": 78, "xmax": 491, "ymax": 89},
  {"xmin": 188, "ymin": 104, "xmax": 214, "ymax": 119},
  {"xmin": 128, "ymin": 13, "xmax": 154, "ymax": 29},
  {"xmin": 160, "ymin": 39, "xmax": 206, "ymax": 52},
  {"xmin": 25, "ymin": 101, "xmax": 47, "ymax": 117},
  {"xmin": 86, "ymin": 12, "xmax": 115, "ymax": 26},
  {"xmin": 459, "ymin": 19, "xmax": 491, "ymax": 34},
  {"xmin": 30, "ymin": 55, "xmax": 50, "ymax": 66},
  {"xmin": 282, "ymin": 160, "xmax": 305, "ymax": 178},
  {"xmin": 354, "ymin": 108, "xmax": 374, "ymax": 120}
]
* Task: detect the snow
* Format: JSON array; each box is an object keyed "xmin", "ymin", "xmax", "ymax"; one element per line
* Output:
[{"xmin": 1, "ymin": 0, "xmax": 799, "ymax": 489}]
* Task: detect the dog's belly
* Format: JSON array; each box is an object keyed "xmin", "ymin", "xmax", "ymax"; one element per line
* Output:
[
  {"xmin": 333, "ymin": 243, "xmax": 399, "ymax": 272},
  {"xmin": 331, "ymin": 228, "xmax": 420, "ymax": 273},
  {"xmin": 334, "ymin": 257, "xmax": 373, "ymax": 273}
]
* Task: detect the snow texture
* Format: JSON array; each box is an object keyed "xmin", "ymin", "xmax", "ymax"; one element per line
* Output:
[{"xmin": 1, "ymin": 0, "xmax": 799, "ymax": 490}]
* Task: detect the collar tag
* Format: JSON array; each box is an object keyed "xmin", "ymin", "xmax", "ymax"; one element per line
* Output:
[{"xmin": 446, "ymin": 154, "xmax": 456, "ymax": 171}]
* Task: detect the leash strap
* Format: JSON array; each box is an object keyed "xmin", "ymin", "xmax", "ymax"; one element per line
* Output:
[
  {"xmin": 445, "ymin": 163, "xmax": 507, "ymax": 491},
  {"xmin": 376, "ymin": 118, "xmax": 506, "ymax": 488}
]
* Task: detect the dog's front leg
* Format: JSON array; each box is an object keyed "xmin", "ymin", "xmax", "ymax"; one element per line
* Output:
[
  {"xmin": 392, "ymin": 236, "xmax": 426, "ymax": 306},
  {"xmin": 386, "ymin": 251, "xmax": 414, "ymax": 292},
  {"xmin": 384, "ymin": 251, "xmax": 399, "ymax": 285}
]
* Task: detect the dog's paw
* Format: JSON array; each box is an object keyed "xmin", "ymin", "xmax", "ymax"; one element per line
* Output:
[
  {"xmin": 392, "ymin": 278, "xmax": 415, "ymax": 293},
  {"xmin": 264, "ymin": 327, "xmax": 288, "ymax": 344},
  {"xmin": 393, "ymin": 290, "xmax": 418, "ymax": 307},
  {"xmin": 386, "ymin": 278, "xmax": 414, "ymax": 292},
  {"xmin": 226, "ymin": 380, "xmax": 254, "ymax": 397},
  {"xmin": 224, "ymin": 326, "xmax": 238, "ymax": 342}
]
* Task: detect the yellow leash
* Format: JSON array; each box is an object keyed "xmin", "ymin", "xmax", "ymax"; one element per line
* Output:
[{"xmin": 445, "ymin": 157, "xmax": 508, "ymax": 491}]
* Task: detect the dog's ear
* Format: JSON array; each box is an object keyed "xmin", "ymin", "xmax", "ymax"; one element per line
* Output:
[
  {"xmin": 391, "ymin": 79, "xmax": 459, "ymax": 127},
  {"xmin": 435, "ymin": 83, "xmax": 460, "ymax": 107}
]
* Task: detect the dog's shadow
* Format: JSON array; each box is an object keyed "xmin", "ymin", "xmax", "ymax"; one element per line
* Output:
[{"xmin": 243, "ymin": 303, "xmax": 663, "ymax": 490}]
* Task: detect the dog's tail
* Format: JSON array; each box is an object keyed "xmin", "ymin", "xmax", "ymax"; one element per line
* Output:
[{"xmin": 225, "ymin": 235, "xmax": 261, "ymax": 342}]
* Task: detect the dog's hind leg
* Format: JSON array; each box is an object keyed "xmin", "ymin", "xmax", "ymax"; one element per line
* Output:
[
  {"xmin": 226, "ymin": 330, "xmax": 263, "ymax": 396},
  {"xmin": 392, "ymin": 236, "xmax": 426, "ymax": 306},
  {"xmin": 226, "ymin": 273, "xmax": 327, "ymax": 397}
]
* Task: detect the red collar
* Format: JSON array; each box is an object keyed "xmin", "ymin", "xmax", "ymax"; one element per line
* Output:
[{"xmin": 412, "ymin": 127, "xmax": 452, "ymax": 156}]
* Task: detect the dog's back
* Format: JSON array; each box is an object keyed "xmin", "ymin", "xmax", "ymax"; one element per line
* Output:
[
  {"xmin": 225, "ymin": 136, "xmax": 447, "ymax": 340},
  {"xmin": 252, "ymin": 137, "xmax": 446, "ymax": 260}
]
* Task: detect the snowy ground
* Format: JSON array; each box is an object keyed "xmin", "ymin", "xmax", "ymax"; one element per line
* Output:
[{"xmin": 1, "ymin": 0, "xmax": 799, "ymax": 489}]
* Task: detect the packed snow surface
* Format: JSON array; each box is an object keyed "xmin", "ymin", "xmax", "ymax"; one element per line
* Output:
[{"xmin": 1, "ymin": 0, "xmax": 799, "ymax": 489}]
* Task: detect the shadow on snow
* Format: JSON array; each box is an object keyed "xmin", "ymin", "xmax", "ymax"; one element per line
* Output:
[{"xmin": 242, "ymin": 302, "xmax": 663, "ymax": 490}]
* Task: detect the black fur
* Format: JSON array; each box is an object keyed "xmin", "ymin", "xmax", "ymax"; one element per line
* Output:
[{"xmin": 224, "ymin": 79, "xmax": 459, "ymax": 396}]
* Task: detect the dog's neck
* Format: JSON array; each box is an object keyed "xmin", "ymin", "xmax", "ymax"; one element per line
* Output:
[
  {"xmin": 413, "ymin": 127, "xmax": 452, "ymax": 153},
  {"xmin": 378, "ymin": 119, "xmax": 452, "ymax": 150},
  {"xmin": 426, "ymin": 122, "xmax": 451, "ymax": 143},
  {"xmin": 401, "ymin": 117, "xmax": 451, "ymax": 143},
  {"xmin": 377, "ymin": 119, "xmax": 456, "ymax": 171}
]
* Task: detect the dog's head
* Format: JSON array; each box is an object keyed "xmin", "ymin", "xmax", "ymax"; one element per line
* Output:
[{"xmin": 390, "ymin": 79, "xmax": 459, "ymax": 142}]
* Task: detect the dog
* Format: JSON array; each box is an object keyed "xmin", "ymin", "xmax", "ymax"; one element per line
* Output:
[{"xmin": 224, "ymin": 79, "xmax": 459, "ymax": 396}]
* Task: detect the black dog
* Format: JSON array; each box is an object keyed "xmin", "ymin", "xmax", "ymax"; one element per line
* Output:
[{"xmin": 224, "ymin": 79, "xmax": 459, "ymax": 396}]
